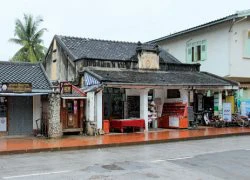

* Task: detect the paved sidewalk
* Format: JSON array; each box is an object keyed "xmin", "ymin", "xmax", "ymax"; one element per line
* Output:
[{"xmin": 1, "ymin": 127, "xmax": 250, "ymax": 155}]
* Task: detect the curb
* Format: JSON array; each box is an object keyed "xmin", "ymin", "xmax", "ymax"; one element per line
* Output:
[{"xmin": 1, "ymin": 132, "xmax": 250, "ymax": 155}]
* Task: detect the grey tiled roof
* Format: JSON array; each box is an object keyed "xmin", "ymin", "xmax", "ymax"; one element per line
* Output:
[
  {"xmin": 86, "ymin": 68, "xmax": 238, "ymax": 87},
  {"xmin": 55, "ymin": 35, "xmax": 181, "ymax": 64},
  {"xmin": 0, "ymin": 61, "xmax": 52, "ymax": 90}
]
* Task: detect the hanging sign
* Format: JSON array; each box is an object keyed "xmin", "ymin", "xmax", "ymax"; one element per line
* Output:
[
  {"xmin": 62, "ymin": 85, "xmax": 72, "ymax": 94},
  {"xmin": 60, "ymin": 82, "xmax": 72, "ymax": 94},
  {"xmin": 223, "ymin": 103, "xmax": 231, "ymax": 122}
]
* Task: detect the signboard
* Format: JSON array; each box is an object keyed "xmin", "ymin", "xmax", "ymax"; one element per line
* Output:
[
  {"xmin": 169, "ymin": 116, "xmax": 179, "ymax": 127},
  {"xmin": 187, "ymin": 106, "xmax": 194, "ymax": 122},
  {"xmin": 138, "ymin": 52, "xmax": 159, "ymax": 70},
  {"xmin": 62, "ymin": 85, "xmax": 72, "ymax": 94},
  {"xmin": 0, "ymin": 117, "xmax": 7, "ymax": 131},
  {"xmin": 197, "ymin": 94, "xmax": 203, "ymax": 111},
  {"xmin": 241, "ymin": 100, "xmax": 250, "ymax": 117},
  {"xmin": 60, "ymin": 82, "xmax": 72, "ymax": 94},
  {"xmin": 223, "ymin": 103, "xmax": 232, "ymax": 122},
  {"xmin": 0, "ymin": 83, "xmax": 32, "ymax": 93},
  {"xmin": 214, "ymin": 93, "xmax": 219, "ymax": 115}
]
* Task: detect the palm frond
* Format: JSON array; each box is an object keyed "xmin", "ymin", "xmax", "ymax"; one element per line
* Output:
[
  {"xmin": 9, "ymin": 13, "xmax": 47, "ymax": 63},
  {"xmin": 8, "ymin": 38, "xmax": 25, "ymax": 46}
]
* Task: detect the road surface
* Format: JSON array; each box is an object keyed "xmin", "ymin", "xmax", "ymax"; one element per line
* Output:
[{"xmin": 1, "ymin": 136, "xmax": 250, "ymax": 179}]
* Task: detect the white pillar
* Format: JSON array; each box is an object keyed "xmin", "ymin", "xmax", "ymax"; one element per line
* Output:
[
  {"xmin": 140, "ymin": 89, "xmax": 149, "ymax": 131},
  {"xmin": 218, "ymin": 91, "xmax": 223, "ymax": 117},
  {"xmin": 87, "ymin": 91, "xmax": 95, "ymax": 122},
  {"xmin": 96, "ymin": 90, "xmax": 103, "ymax": 129}
]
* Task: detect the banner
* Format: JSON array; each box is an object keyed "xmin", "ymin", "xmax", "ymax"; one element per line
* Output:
[
  {"xmin": 0, "ymin": 117, "xmax": 7, "ymax": 131},
  {"xmin": 223, "ymin": 103, "xmax": 231, "ymax": 122}
]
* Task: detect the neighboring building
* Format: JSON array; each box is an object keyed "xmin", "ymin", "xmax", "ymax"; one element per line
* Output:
[
  {"xmin": 148, "ymin": 10, "xmax": 250, "ymax": 108},
  {"xmin": 44, "ymin": 35, "xmax": 238, "ymax": 134},
  {"xmin": 0, "ymin": 62, "xmax": 52, "ymax": 136}
]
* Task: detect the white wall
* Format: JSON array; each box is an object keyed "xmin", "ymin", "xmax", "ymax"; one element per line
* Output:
[
  {"xmin": 229, "ymin": 19, "xmax": 250, "ymax": 78},
  {"xmin": 158, "ymin": 22, "xmax": 231, "ymax": 77},
  {"xmin": 33, "ymin": 95, "xmax": 41, "ymax": 130}
]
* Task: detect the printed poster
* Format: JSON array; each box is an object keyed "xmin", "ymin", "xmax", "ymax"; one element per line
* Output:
[
  {"xmin": 223, "ymin": 103, "xmax": 231, "ymax": 122},
  {"xmin": 0, "ymin": 117, "xmax": 7, "ymax": 131}
]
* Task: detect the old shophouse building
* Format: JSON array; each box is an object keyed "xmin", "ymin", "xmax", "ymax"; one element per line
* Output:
[{"xmin": 44, "ymin": 35, "xmax": 238, "ymax": 135}]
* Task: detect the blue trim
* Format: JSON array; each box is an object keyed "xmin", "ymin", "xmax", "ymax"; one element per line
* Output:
[{"xmin": 84, "ymin": 73, "xmax": 100, "ymax": 86}]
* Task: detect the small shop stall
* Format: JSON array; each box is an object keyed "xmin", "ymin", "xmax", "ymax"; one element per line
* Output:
[
  {"xmin": 0, "ymin": 62, "xmax": 52, "ymax": 136},
  {"xmin": 81, "ymin": 67, "xmax": 238, "ymax": 133},
  {"xmin": 103, "ymin": 87, "xmax": 145, "ymax": 133},
  {"xmin": 60, "ymin": 82, "xmax": 86, "ymax": 134}
]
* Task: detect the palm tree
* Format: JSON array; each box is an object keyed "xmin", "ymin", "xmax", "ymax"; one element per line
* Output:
[{"xmin": 9, "ymin": 14, "xmax": 47, "ymax": 62}]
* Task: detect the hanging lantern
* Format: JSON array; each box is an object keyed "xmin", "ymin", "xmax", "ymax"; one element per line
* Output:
[{"xmin": 207, "ymin": 90, "xmax": 211, "ymax": 97}]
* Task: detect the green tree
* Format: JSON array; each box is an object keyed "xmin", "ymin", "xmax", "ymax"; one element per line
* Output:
[{"xmin": 9, "ymin": 14, "xmax": 47, "ymax": 62}]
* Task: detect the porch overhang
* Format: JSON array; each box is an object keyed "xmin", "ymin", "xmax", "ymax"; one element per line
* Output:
[
  {"xmin": 103, "ymin": 82, "xmax": 239, "ymax": 90},
  {"xmin": 0, "ymin": 92, "xmax": 49, "ymax": 96},
  {"xmin": 83, "ymin": 68, "xmax": 239, "ymax": 91}
]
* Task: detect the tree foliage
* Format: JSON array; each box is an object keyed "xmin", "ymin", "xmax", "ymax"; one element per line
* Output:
[{"xmin": 9, "ymin": 14, "xmax": 47, "ymax": 62}]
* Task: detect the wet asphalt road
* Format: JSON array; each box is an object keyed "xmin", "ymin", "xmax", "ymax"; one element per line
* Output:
[{"xmin": 1, "ymin": 136, "xmax": 250, "ymax": 180}]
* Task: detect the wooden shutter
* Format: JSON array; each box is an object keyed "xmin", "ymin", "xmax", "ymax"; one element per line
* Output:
[
  {"xmin": 194, "ymin": 46, "xmax": 198, "ymax": 62},
  {"xmin": 186, "ymin": 47, "xmax": 192, "ymax": 63},
  {"xmin": 186, "ymin": 43, "xmax": 192, "ymax": 63},
  {"xmin": 201, "ymin": 40, "xmax": 207, "ymax": 61}
]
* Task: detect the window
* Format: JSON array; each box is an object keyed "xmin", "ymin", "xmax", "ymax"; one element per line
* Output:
[
  {"xmin": 167, "ymin": 89, "xmax": 180, "ymax": 99},
  {"xmin": 243, "ymin": 30, "xmax": 250, "ymax": 58},
  {"xmin": 197, "ymin": 45, "xmax": 201, "ymax": 61},
  {"xmin": 187, "ymin": 40, "xmax": 207, "ymax": 63}
]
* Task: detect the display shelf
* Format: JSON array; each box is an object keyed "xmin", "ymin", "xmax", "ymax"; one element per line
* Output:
[{"xmin": 158, "ymin": 102, "xmax": 188, "ymax": 129}]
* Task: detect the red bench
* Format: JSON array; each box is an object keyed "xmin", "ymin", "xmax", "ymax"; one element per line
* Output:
[{"xmin": 110, "ymin": 119, "xmax": 145, "ymax": 133}]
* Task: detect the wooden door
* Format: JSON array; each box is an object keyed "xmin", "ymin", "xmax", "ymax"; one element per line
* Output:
[{"xmin": 66, "ymin": 100, "xmax": 78, "ymax": 128}]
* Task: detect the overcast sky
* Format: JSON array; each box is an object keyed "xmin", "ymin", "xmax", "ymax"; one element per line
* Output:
[{"xmin": 0, "ymin": 0, "xmax": 249, "ymax": 60}]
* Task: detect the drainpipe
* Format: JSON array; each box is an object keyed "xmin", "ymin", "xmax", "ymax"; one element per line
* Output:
[{"xmin": 229, "ymin": 16, "xmax": 247, "ymax": 32}]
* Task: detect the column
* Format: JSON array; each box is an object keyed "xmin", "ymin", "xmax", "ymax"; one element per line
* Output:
[
  {"xmin": 48, "ymin": 92, "xmax": 62, "ymax": 138},
  {"xmin": 140, "ymin": 89, "xmax": 149, "ymax": 131},
  {"xmin": 218, "ymin": 91, "xmax": 223, "ymax": 116},
  {"xmin": 96, "ymin": 90, "xmax": 103, "ymax": 129},
  {"xmin": 87, "ymin": 91, "xmax": 95, "ymax": 122}
]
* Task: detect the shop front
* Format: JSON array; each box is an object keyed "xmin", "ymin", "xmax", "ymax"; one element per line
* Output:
[
  {"xmin": 0, "ymin": 62, "xmax": 52, "ymax": 136},
  {"xmin": 82, "ymin": 68, "xmax": 238, "ymax": 134},
  {"xmin": 60, "ymin": 82, "xmax": 86, "ymax": 134},
  {"xmin": 0, "ymin": 85, "xmax": 51, "ymax": 136}
]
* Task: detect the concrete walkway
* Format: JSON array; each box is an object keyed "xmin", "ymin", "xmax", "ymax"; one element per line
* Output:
[{"xmin": 1, "ymin": 127, "xmax": 250, "ymax": 155}]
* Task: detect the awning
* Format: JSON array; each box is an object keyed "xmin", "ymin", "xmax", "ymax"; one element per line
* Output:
[
  {"xmin": 60, "ymin": 82, "xmax": 86, "ymax": 99},
  {"xmin": 0, "ymin": 92, "xmax": 49, "ymax": 96}
]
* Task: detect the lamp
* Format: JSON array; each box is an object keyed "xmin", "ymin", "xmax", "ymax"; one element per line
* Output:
[
  {"xmin": 225, "ymin": 90, "xmax": 228, "ymax": 96},
  {"xmin": 207, "ymin": 90, "xmax": 211, "ymax": 97}
]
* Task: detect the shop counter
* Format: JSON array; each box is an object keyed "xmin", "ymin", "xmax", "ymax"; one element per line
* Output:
[{"xmin": 110, "ymin": 118, "xmax": 145, "ymax": 133}]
